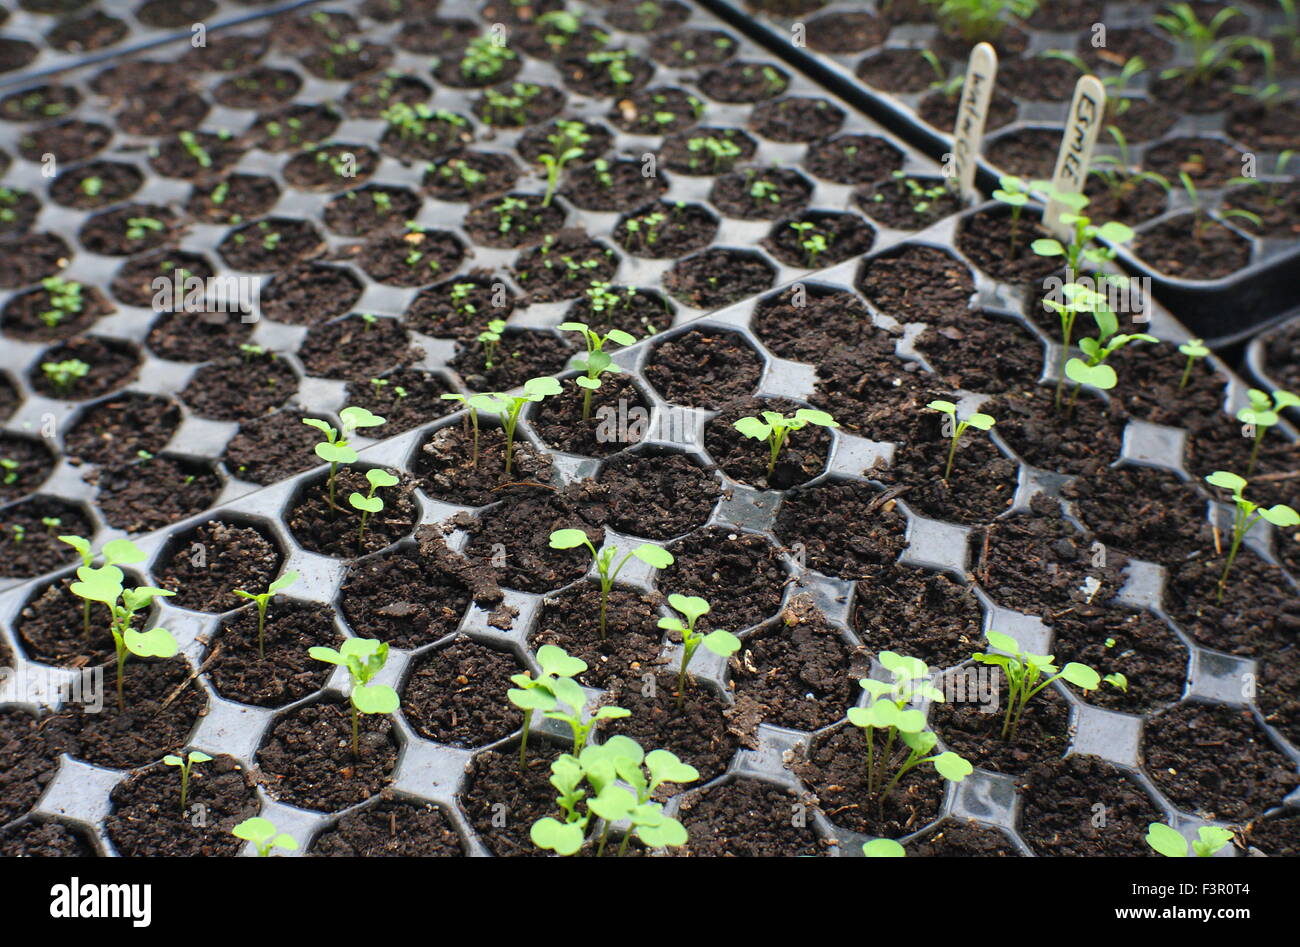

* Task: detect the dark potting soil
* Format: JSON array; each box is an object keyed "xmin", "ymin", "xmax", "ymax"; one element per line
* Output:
[
  {"xmin": 463, "ymin": 192, "xmax": 566, "ymax": 249},
  {"xmin": 249, "ymin": 103, "xmax": 341, "ymax": 151},
  {"xmin": 1049, "ymin": 604, "xmax": 1189, "ymax": 715},
  {"xmin": 705, "ymin": 397, "xmax": 834, "ymax": 490},
  {"xmin": 663, "ymin": 248, "xmax": 775, "ymax": 308},
  {"xmin": 804, "ymin": 10, "xmax": 887, "ymax": 52},
  {"xmin": 0, "ymin": 434, "xmax": 54, "ymax": 503},
  {"xmin": 1223, "ymin": 182, "xmax": 1300, "ymax": 239},
  {"xmin": 1106, "ymin": 341, "xmax": 1229, "ymax": 434},
  {"xmin": 997, "ymin": 55, "xmax": 1080, "ymax": 102},
  {"xmin": 1228, "ymin": 101, "xmax": 1300, "ymax": 153},
  {"xmin": 511, "ymin": 234, "xmax": 619, "ymax": 304},
  {"xmin": 791, "ymin": 722, "xmax": 946, "ymax": 837},
  {"xmin": 281, "ymin": 144, "xmax": 380, "ymax": 191},
  {"xmin": 153, "ymin": 519, "xmax": 283, "ymax": 613},
  {"xmin": 600, "ymin": 671, "xmax": 745, "ymax": 783},
  {"xmin": 256, "ymin": 699, "xmax": 398, "ymax": 812},
  {"xmin": 605, "ymin": 0, "xmax": 691, "ymax": 33},
  {"xmin": 1144, "ymin": 136, "xmax": 1244, "ymax": 189},
  {"xmin": 650, "ymin": 28, "xmax": 737, "ymax": 68},
  {"xmin": 856, "ymin": 245, "xmax": 975, "ymax": 324},
  {"xmin": 20, "ymin": 120, "xmax": 112, "ymax": 165},
  {"xmin": 89, "ymin": 457, "xmax": 221, "ymax": 532},
  {"xmin": 0, "ymin": 233, "xmax": 71, "ymax": 289},
  {"xmin": 751, "ymin": 284, "xmax": 880, "ymax": 363},
  {"xmin": 310, "ymin": 797, "xmax": 466, "ymax": 856},
  {"xmin": 338, "ymin": 545, "xmax": 473, "ymax": 650},
  {"xmin": 563, "ymin": 286, "xmax": 675, "ymax": 338},
  {"xmin": 49, "ymin": 160, "xmax": 144, "ymax": 211},
  {"xmin": 913, "ymin": 310, "xmax": 1044, "ymax": 395},
  {"xmin": 531, "ymin": 582, "xmax": 665, "ymax": 689},
  {"xmin": 402, "ymin": 638, "xmax": 522, "ymax": 746},
  {"xmin": 729, "ymin": 596, "xmax": 860, "ymax": 733},
  {"xmin": 416, "ymin": 419, "xmax": 554, "ymax": 503},
  {"xmin": 763, "ymin": 210, "xmax": 876, "ymax": 267},
  {"xmin": 852, "ymin": 561, "xmax": 983, "ymax": 670},
  {"xmin": 0, "ymin": 708, "xmax": 60, "ymax": 824},
  {"xmin": 29, "ymin": 335, "xmax": 140, "ymax": 401},
  {"xmin": 213, "ymin": 68, "xmax": 303, "ymax": 110},
  {"xmin": 527, "ymin": 376, "xmax": 648, "ymax": 457},
  {"xmin": 660, "ymin": 125, "xmax": 756, "ymax": 176},
  {"xmin": 148, "ymin": 131, "xmax": 244, "ymax": 180},
  {"xmin": 404, "ymin": 271, "xmax": 518, "ymax": 340},
  {"xmin": 514, "ymin": 21, "xmax": 608, "ymax": 62},
  {"xmin": 459, "ymin": 742, "xmax": 564, "ymax": 857},
  {"xmin": 562, "ymin": 157, "xmax": 668, "ymax": 211},
  {"xmin": 287, "ymin": 467, "xmax": 417, "ymax": 559},
  {"xmin": 1083, "ymin": 173, "xmax": 1170, "ymax": 226},
  {"xmin": 145, "ymin": 309, "xmax": 253, "ymax": 362},
  {"xmin": 985, "ymin": 127, "xmax": 1059, "ymax": 180},
  {"xmin": 1017, "ymin": 755, "xmax": 1161, "ymax": 857},
  {"xmin": 1145, "ymin": 702, "xmax": 1300, "ymax": 823},
  {"xmin": 1263, "ymin": 320, "xmax": 1300, "ymax": 394},
  {"xmin": 298, "ymin": 316, "xmax": 421, "ymax": 382},
  {"xmin": 0, "ymin": 820, "xmax": 95, "ymax": 857},
  {"xmin": 180, "ymin": 353, "xmax": 297, "ymax": 421},
  {"xmin": 106, "ymin": 755, "xmax": 259, "ymax": 857},
  {"xmin": 709, "ymin": 166, "xmax": 813, "ymax": 220},
  {"xmin": 323, "ymin": 185, "xmax": 423, "ymax": 236},
  {"xmin": 987, "ymin": 385, "xmax": 1126, "ymax": 478},
  {"xmin": 803, "ymin": 133, "xmax": 902, "ymax": 185},
  {"xmin": 1163, "ymin": 551, "xmax": 1300, "ymax": 657},
  {"xmin": 1062, "ymin": 463, "xmax": 1213, "ymax": 567},
  {"xmin": 973, "ymin": 493, "xmax": 1128, "ymax": 618},
  {"xmin": 450, "ymin": 327, "xmax": 574, "ymax": 392},
  {"xmin": 643, "ymin": 327, "xmax": 762, "ymax": 409},
  {"xmin": 218, "ymin": 218, "xmax": 327, "ymax": 272},
  {"xmin": 343, "ymin": 368, "xmax": 455, "ymax": 437},
  {"xmin": 0, "ymin": 498, "xmax": 93, "ymax": 578},
  {"xmin": 349, "ymin": 229, "xmax": 467, "ymax": 287},
  {"xmin": 775, "ymin": 480, "xmax": 910, "ymax": 579},
  {"xmin": 17, "ymin": 576, "xmax": 115, "ymax": 666},
  {"xmin": 857, "ymin": 174, "xmax": 963, "ymax": 230},
  {"xmin": 40, "ymin": 658, "xmax": 206, "ymax": 770},
  {"xmin": 674, "ymin": 778, "xmax": 825, "ymax": 857},
  {"xmin": 606, "ymin": 86, "xmax": 702, "ymax": 135},
  {"xmin": 77, "ymin": 204, "xmax": 176, "ymax": 256},
  {"xmin": 424, "ymin": 150, "xmax": 520, "ymax": 202},
  {"xmin": 855, "ymin": 47, "xmax": 936, "ymax": 93},
  {"xmin": 205, "ymin": 601, "xmax": 342, "ymax": 708},
  {"xmin": 259, "ymin": 263, "xmax": 362, "ymax": 326},
  {"xmin": 222, "ymin": 411, "xmax": 326, "ymax": 486},
  {"xmin": 957, "ymin": 209, "xmax": 1061, "ymax": 285},
  {"xmin": 1185, "ymin": 425, "xmax": 1299, "ymax": 511},
  {"xmin": 907, "ymin": 819, "xmax": 1020, "ymax": 856},
  {"xmin": 697, "ymin": 60, "xmax": 790, "ymax": 104},
  {"xmin": 556, "ymin": 52, "xmax": 654, "ymax": 98},
  {"xmin": 594, "ymin": 450, "xmax": 721, "ymax": 540},
  {"xmin": 1134, "ymin": 216, "xmax": 1252, "ymax": 280},
  {"xmin": 929, "ymin": 682, "xmax": 1071, "ymax": 776},
  {"xmin": 379, "ymin": 110, "xmax": 474, "ymax": 164},
  {"xmin": 344, "ymin": 71, "xmax": 431, "ymax": 115},
  {"xmin": 613, "ymin": 201, "xmax": 719, "ymax": 258},
  {"xmin": 110, "ymin": 249, "xmax": 215, "ymax": 309},
  {"xmin": 748, "ymin": 95, "xmax": 845, "ymax": 143},
  {"xmin": 460, "ymin": 487, "xmax": 599, "ymax": 594},
  {"xmin": 918, "ymin": 89, "xmax": 1018, "ymax": 134},
  {"xmin": 1245, "ymin": 811, "xmax": 1300, "ymax": 856},
  {"xmin": 663, "ymin": 526, "xmax": 787, "ymax": 634}
]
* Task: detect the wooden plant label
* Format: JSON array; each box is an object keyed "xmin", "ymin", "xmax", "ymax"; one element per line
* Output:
[
  {"xmin": 951, "ymin": 42, "xmax": 998, "ymax": 203},
  {"xmin": 1043, "ymin": 75, "xmax": 1107, "ymax": 239}
]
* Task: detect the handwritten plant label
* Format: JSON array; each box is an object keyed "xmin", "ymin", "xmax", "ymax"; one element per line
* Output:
[
  {"xmin": 951, "ymin": 42, "xmax": 998, "ymax": 202},
  {"xmin": 1044, "ymin": 75, "xmax": 1107, "ymax": 238}
]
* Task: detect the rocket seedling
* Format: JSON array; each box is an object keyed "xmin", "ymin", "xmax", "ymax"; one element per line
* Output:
[
  {"xmin": 348, "ymin": 468, "xmax": 400, "ymax": 544},
  {"xmin": 657, "ymin": 594, "xmax": 739, "ymax": 710},
  {"xmin": 1178, "ymin": 338, "xmax": 1209, "ymax": 389},
  {"xmin": 1063, "ymin": 313, "xmax": 1157, "ymax": 411},
  {"xmin": 69, "ymin": 564, "xmax": 177, "ymax": 712},
  {"xmin": 162, "ymin": 750, "xmax": 212, "ymax": 812},
  {"xmin": 478, "ymin": 318, "xmax": 506, "ymax": 370},
  {"xmin": 863, "ymin": 838, "xmax": 906, "ymax": 857},
  {"xmin": 1236, "ymin": 388, "xmax": 1299, "ymax": 477},
  {"xmin": 972, "ymin": 631, "xmax": 1111, "ymax": 741},
  {"xmin": 232, "ymin": 817, "xmax": 298, "ymax": 857},
  {"xmin": 232, "ymin": 570, "xmax": 300, "ymax": 659},
  {"xmin": 303, "ymin": 406, "xmax": 386, "ymax": 510},
  {"xmin": 1031, "ymin": 195, "xmax": 1135, "ymax": 278},
  {"xmin": 991, "ymin": 174, "xmax": 1047, "ymax": 256},
  {"xmin": 558, "ymin": 321, "xmax": 636, "ymax": 421},
  {"xmin": 484, "ymin": 376, "xmax": 563, "ymax": 475},
  {"xmin": 439, "ymin": 391, "xmax": 500, "ymax": 467},
  {"xmin": 538, "ymin": 120, "xmax": 591, "ymax": 207},
  {"xmin": 525, "ymin": 655, "xmax": 630, "ymax": 758},
  {"xmin": 548, "ymin": 529, "xmax": 673, "ymax": 639},
  {"xmin": 926, "ymin": 400, "xmax": 996, "ymax": 482},
  {"xmin": 59, "ymin": 535, "xmax": 146, "ymax": 633},
  {"xmin": 733, "ymin": 408, "xmax": 839, "ymax": 480},
  {"xmin": 1146, "ymin": 822, "xmax": 1234, "ymax": 858},
  {"xmin": 508, "ymin": 643, "xmax": 588, "ymax": 769},
  {"xmin": 308, "ymin": 637, "xmax": 400, "ymax": 758},
  {"xmin": 848, "ymin": 651, "xmax": 973, "ymax": 804},
  {"xmin": 1204, "ymin": 471, "xmax": 1300, "ymax": 604}
]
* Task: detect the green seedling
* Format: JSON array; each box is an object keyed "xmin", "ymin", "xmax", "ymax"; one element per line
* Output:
[
  {"xmin": 439, "ymin": 391, "xmax": 501, "ymax": 467},
  {"xmin": 38, "ymin": 276, "xmax": 84, "ymax": 329},
  {"xmin": 788, "ymin": 221, "xmax": 829, "ymax": 268},
  {"xmin": 1178, "ymin": 171, "xmax": 1262, "ymax": 242},
  {"xmin": 733, "ymin": 409, "xmax": 839, "ymax": 479},
  {"xmin": 1089, "ymin": 127, "xmax": 1171, "ymax": 207},
  {"xmin": 1204, "ymin": 471, "xmax": 1300, "ymax": 603},
  {"xmin": 686, "ymin": 133, "xmax": 742, "ymax": 173},
  {"xmin": 848, "ymin": 652, "xmax": 973, "ymax": 804},
  {"xmin": 0, "ymin": 458, "xmax": 16, "ymax": 485},
  {"xmin": 1178, "ymin": 338, "xmax": 1210, "ymax": 389},
  {"xmin": 303, "ymin": 406, "xmax": 386, "ymax": 510},
  {"xmin": 42, "ymin": 359, "xmax": 89, "ymax": 395},
  {"xmin": 1146, "ymin": 822, "xmax": 1235, "ymax": 858},
  {"xmin": 1226, "ymin": 151, "xmax": 1295, "ymax": 208},
  {"xmin": 349, "ymin": 468, "xmax": 400, "ymax": 543},
  {"xmin": 126, "ymin": 217, "xmax": 164, "ymax": 241},
  {"xmin": 459, "ymin": 34, "xmax": 517, "ymax": 83},
  {"xmin": 925, "ymin": 0, "xmax": 1036, "ymax": 44},
  {"xmin": 163, "ymin": 750, "xmax": 212, "ymax": 811},
  {"xmin": 656, "ymin": 594, "xmax": 739, "ymax": 710},
  {"xmin": 508, "ymin": 644, "xmax": 588, "ymax": 769},
  {"xmin": 972, "ymin": 631, "xmax": 1108, "ymax": 741},
  {"xmin": 549, "ymin": 529, "xmax": 673, "ymax": 639},
  {"xmin": 542, "ymin": 673, "xmax": 629, "ymax": 758},
  {"xmin": 1031, "ymin": 195, "xmax": 1135, "ymax": 279},
  {"xmin": 58, "ymin": 536, "xmax": 145, "ymax": 633},
  {"xmin": 232, "ymin": 817, "xmax": 297, "ymax": 857},
  {"xmin": 538, "ymin": 121, "xmax": 591, "ymax": 207},
  {"xmin": 1063, "ymin": 306, "xmax": 1157, "ymax": 410},
  {"xmin": 926, "ymin": 400, "xmax": 996, "ymax": 482},
  {"xmin": 232, "ymin": 571, "xmax": 300, "ymax": 659},
  {"xmin": 992, "ymin": 174, "xmax": 1047, "ymax": 257},
  {"xmin": 1236, "ymin": 388, "xmax": 1299, "ymax": 476},
  {"xmin": 863, "ymin": 838, "xmax": 907, "ymax": 857},
  {"xmin": 478, "ymin": 318, "xmax": 506, "ymax": 370},
  {"xmin": 558, "ymin": 321, "xmax": 636, "ymax": 421},
  {"xmin": 308, "ymin": 637, "xmax": 400, "ymax": 758},
  {"xmin": 1156, "ymin": 3, "xmax": 1266, "ymax": 87},
  {"xmin": 531, "ymin": 736, "xmax": 698, "ymax": 856},
  {"xmin": 483, "ymin": 376, "xmax": 563, "ymax": 475}
]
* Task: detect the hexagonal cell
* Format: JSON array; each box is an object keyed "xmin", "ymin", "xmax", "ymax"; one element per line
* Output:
[
  {"xmin": 709, "ymin": 165, "xmax": 812, "ymax": 220},
  {"xmin": 322, "ymin": 184, "xmax": 422, "ymax": 236},
  {"xmin": 259, "ymin": 262, "xmax": 363, "ymax": 326},
  {"xmin": 1061, "ymin": 465, "xmax": 1210, "ymax": 568},
  {"xmin": 464, "ymin": 192, "xmax": 566, "ymax": 250},
  {"xmin": 0, "ymin": 496, "xmax": 94, "ymax": 579},
  {"xmin": 662, "ymin": 526, "xmax": 786, "ymax": 633},
  {"xmin": 1017, "ymin": 755, "xmax": 1164, "ymax": 856},
  {"xmin": 473, "ymin": 81, "xmax": 566, "ymax": 127},
  {"xmin": 1, "ymin": 278, "xmax": 114, "ymax": 341},
  {"xmin": 281, "ymin": 143, "xmax": 380, "ymax": 191},
  {"xmin": 29, "ymin": 336, "xmax": 142, "ymax": 401},
  {"xmin": 91, "ymin": 455, "xmax": 222, "ymax": 533},
  {"xmin": 179, "ymin": 349, "xmax": 299, "ymax": 421},
  {"xmin": 0, "ymin": 818, "xmax": 97, "ymax": 856},
  {"xmin": 764, "ymin": 209, "xmax": 876, "ymax": 268},
  {"xmin": 298, "ymin": 314, "xmax": 422, "ymax": 382},
  {"xmin": 0, "ymin": 233, "xmax": 72, "ymax": 290},
  {"xmin": 1133, "ymin": 214, "xmax": 1253, "ymax": 281},
  {"xmin": 0, "ymin": 707, "xmax": 60, "ymax": 825},
  {"xmin": 663, "ymin": 247, "xmax": 776, "ymax": 309},
  {"xmin": 206, "ymin": 600, "xmax": 344, "ymax": 708},
  {"xmin": 310, "ymin": 796, "xmax": 467, "ymax": 856},
  {"xmin": 212, "ymin": 66, "xmax": 304, "ymax": 110},
  {"xmin": 676, "ymin": 778, "xmax": 827, "ymax": 856},
  {"xmin": 556, "ymin": 49, "xmax": 653, "ymax": 97},
  {"xmin": 698, "ymin": 59, "xmax": 790, "ymax": 104},
  {"xmin": 148, "ymin": 129, "xmax": 246, "ymax": 180},
  {"xmin": 643, "ymin": 326, "xmax": 763, "ymax": 409},
  {"xmin": 342, "ymin": 368, "xmax": 455, "ymax": 438},
  {"xmin": 110, "ymin": 249, "xmax": 216, "ymax": 308},
  {"xmin": 911, "ymin": 309, "xmax": 1044, "ymax": 396},
  {"xmin": 530, "ymin": 581, "xmax": 664, "ymax": 689},
  {"xmin": 906, "ymin": 818, "xmax": 1020, "ymax": 856},
  {"xmin": 218, "ymin": 217, "xmax": 326, "ymax": 272},
  {"xmin": 750, "ymin": 283, "xmax": 870, "ymax": 362},
  {"xmin": 705, "ymin": 396, "xmax": 833, "ymax": 489},
  {"xmin": 928, "ymin": 671, "xmax": 1071, "ymax": 776},
  {"xmin": 248, "ymin": 103, "xmax": 342, "ymax": 152},
  {"xmin": 64, "ymin": 393, "xmax": 181, "ymax": 467},
  {"xmin": 222, "ymin": 409, "xmax": 329, "ymax": 486},
  {"xmin": 15, "ymin": 571, "xmax": 114, "ymax": 667},
  {"xmin": 511, "ymin": 233, "xmax": 619, "ymax": 303},
  {"xmin": 985, "ymin": 127, "xmax": 1062, "ymax": 180},
  {"xmin": 338, "ymin": 543, "xmax": 472, "ymax": 649},
  {"xmin": 20, "ymin": 119, "xmax": 112, "ymax": 164},
  {"xmin": 286, "ymin": 466, "xmax": 418, "ymax": 560},
  {"xmin": 596, "ymin": 448, "xmax": 720, "ymax": 540},
  {"xmin": 1147, "ymin": 702, "xmax": 1300, "ymax": 823},
  {"xmin": 450, "ymin": 325, "xmax": 574, "ymax": 392},
  {"xmin": 650, "ymin": 27, "xmax": 737, "ymax": 68},
  {"xmin": 77, "ymin": 203, "xmax": 177, "ymax": 256},
  {"xmin": 561, "ymin": 156, "xmax": 667, "ymax": 211},
  {"xmin": 613, "ymin": 201, "xmax": 718, "ymax": 258},
  {"xmin": 152, "ymin": 517, "xmax": 286, "ymax": 613},
  {"xmin": 515, "ymin": 118, "xmax": 612, "ymax": 165},
  {"xmin": 423, "ymin": 149, "xmax": 520, "ymax": 202},
  {"xmin": 856, "ymin": 244, "xmax": 975, "ymax": 325},
  {"xmin": 106, "ymin": 754, "xmax": 258, "ymax": 856},
  {"xmin": 788, "ymin": 719, "xmax": 946, "ymax": 838},
  {"xmin": 357, "ymin": 225, "xmax": 467, "ymax": 287},
  {"xmin": 956, "ymin": 206, "xmax": 1062, "ymax": 284},
  {"xmin": 774, "ymin": 479, "xmax": 909, "ymax": 579},
  {"xmin": 988, "ymin": 385, "xmax": 1126, "ymax": 478},
  {"xmin": 0, "ymin": 432, "xmax": 55, "ymax": 504},
  {"xmin": 187, "ymin": 172, "xmax": 281, "ymax": 224},
  {"xmin": 146, "ymin": 308, "xmax": 254, "ymax": 362},
  {"xmin": 0, "ymin": 82, "xmax": 82, "ymax": 121},
  {"xmin": 461, "ymin": 493, "xmax": 595, "ymax": 594},
  {"xmin": 460, "ymin": 739, "xmax": 570, "ymax": 856},
  {"xmin": 605, "ymin": 0, "xmax": 690, "ymax": 32},
  {"xmin": 527, "ymin": 373, "xmax": 651, "ymax": 458},
  {"xmin": 856, "ymin": 172, "xmax": 963, "ymax": 230},
  {"xmin": 853, "ymin": 561, "xmax": 984, "ymax": 671},
  {"xmin": 256, "ymin": 697, "xmax": 398, "ymax": 812},
  {"xmin": 0, "ymin": 185, "xmax": 39, "ymax": 236},
  {"xmin": 401, "ymin": 637, "xmax": 524, "ymax": 746},
  {"xmin": 661, "ymin": 126, "xmax": 756, "ymax": 175},
  {"xmin": 404, "ymin": 270, "xmax": 518, "ymax": 341},
  {"xmin": 605, "ymin": 84, "xmax": 702, "ymax": 135},
  {"xmin": 803, "ymin": 133, "xmax": 903, "ymax": 185},
  {"xmin": 1144, "ymin": 136, "xmax": 1245, "ymax": 189}
]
